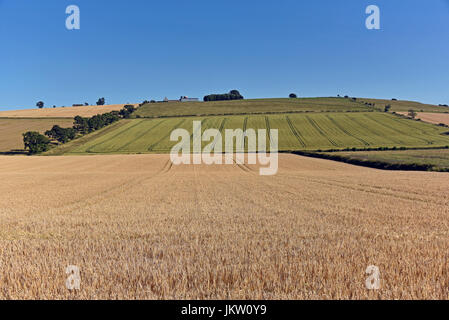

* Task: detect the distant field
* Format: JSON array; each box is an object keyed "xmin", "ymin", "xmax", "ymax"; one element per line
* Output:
[
  {"xmin": 397, "ymin": 112, "xmax": 449, "ymax": 126},
  {"xmin": 0, "ymin": 104, "xmax": 136, "ymax": 118},
  {"xmin": 359, "ymin": 98, "xmax": 448, "ymax": 113},
  {"xmin": 48, "ymin": 112, "xmax": 449, "ymax": 155},
  {"xmin": 133, "ymin": 98, "xmax": 372, "ymax": 118},
  {"xmin": 323, "ymin": 149, "xmax": 449, "ymax": 171},
  {"xmin": 0, "ymin": 118, "xmax": 74, "ymax": 154}
]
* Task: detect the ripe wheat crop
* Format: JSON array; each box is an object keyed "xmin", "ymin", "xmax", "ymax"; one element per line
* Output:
[{"xmin": 0, "ymin": 154, "xmax": 448, "ymax": 299}]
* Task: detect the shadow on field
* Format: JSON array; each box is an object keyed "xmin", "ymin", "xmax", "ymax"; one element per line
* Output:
[{"xmin": 0, "ymin": 149, "xmax": 29, "ymax": 156}]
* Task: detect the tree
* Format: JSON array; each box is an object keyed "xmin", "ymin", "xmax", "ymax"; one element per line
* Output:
[
  {"xmin": 73, "ymin": 116, "xmax": 89, "ymax": 134},
  {"xmin": 408, "ymin": 109, "xmax": 417, "ymax": 119},
  {"xmin": 45, "ymin": 125, "xmax": 76, "ymax": 144},
  {"xmin": 96, "ymin": 97, "xmax": 105, "ymax": 106},
  {"xmin": 36, "ymin": 101, "xmax": 44, "ymax": 109},
  {"xmin": 85, "ymin": 102, "xmax": 89, "ymax": 106},
  {"xmin": 23, "ymin": 131, "xmax": 50, "ymax": 154},
  {"xmin": 384, "ymin": 105, "xmax": 391, "ymax": 112},
  {"xmin": 119, "ymin": 105, "xmax": 136, "ymax": 119},
  {"xmin": 289, "ymin": 93, "xmax": 297, "ymax": 98},
  {"xmin": 204, "ymin": 90, "xmax": 244, "ymax": 102}
]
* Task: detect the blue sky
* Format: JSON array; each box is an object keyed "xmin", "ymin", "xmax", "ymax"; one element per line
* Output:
[{"xmin": 0, "ymin": 0, "xmax": 448, "ymax": 110}]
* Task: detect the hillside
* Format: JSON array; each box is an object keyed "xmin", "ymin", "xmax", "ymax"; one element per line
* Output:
[
  {"xmin": 359, "ymin": 98, "xmax": 447, "ymax": 113},
  {"xmin": 0, "ymin": 118, "xmax": 75, "ymax": 154},
  {"xmin": 46, "ymin": 112, "xmax": 449, "ymax": 155},
  {"xmin": 133, "ymin": 97, "xmax": 372, "ymax": 118},
  {"xmin": 134, "ymin": 97, "xmax": 449, "ymax": 118},
  {"xmin": 0, "ymin": 104, "xmax": 137, "ymax": 118}
]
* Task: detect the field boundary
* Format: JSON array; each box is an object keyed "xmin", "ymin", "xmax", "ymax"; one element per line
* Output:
[
  {"xmin": 289, "ymin": 150, "xmax": 449, "ymax": 172},
  {"xmin": 43, "ymin": 120, "xmax": 133, "ymax": 156},
  {"xmin": 134, "ymin": 109, "xmax": 375, "ymax": 120}
]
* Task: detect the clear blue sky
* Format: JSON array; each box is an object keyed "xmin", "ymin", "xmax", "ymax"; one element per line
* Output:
[{"xmin": 0, "ymin": 0, "xmax": 448, "ymax": 110}]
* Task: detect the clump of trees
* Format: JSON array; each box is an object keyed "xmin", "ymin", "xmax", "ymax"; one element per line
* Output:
[
  {"xmin": 73, "ymin": 111, "xmax": 121, "ymax": 134},
  {"xmin": 139, "ymin": 100, "xmax": 150, "ymax": 107},
  {"xmin": 384, "ymin": 105, "xmax": 391, "ymax": 112},
  {"xmin": 23, "ymin": 132, "xmax": 50, "ymax": 154},
  {"xmin": 45, "ymin": 125, "xmax": 76, "ymax": 144},
  {"xmin": 96, "ymin": 97, "xmax": 106, "ymax": 106},
  {"xmin": 203, "ymin": 90, "xmax": 244, "ymax": 102},
  {"xmin": 289, "ymin": 93, "xmax": 297, "ymax": 98},
  {"xmin": 119, "ymin": 105, "xmax": 136, "ymax": 119},
  {"xmin": 23, "ymin": 104, "xmax": 136, "ymax": 155}
]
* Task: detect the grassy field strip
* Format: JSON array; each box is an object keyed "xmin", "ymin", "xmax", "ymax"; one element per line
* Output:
[
  {"xmin": 359, "ymin": 114, "xmax": 410, "ymax": 145},
  {"xmin": 363, "ymin": 113, "xmax": 430, "ymax": 145},
  {"xmin": 305, "ymin": 115, "xmax": 339, "ymax": 147},
  {"xmin": 149, "ymin": 119, "xmax": 188, "ymax": 152},
  {"xmin": 311, "ymin": 114, "xmax": 362, "ymax": 147},
  {"xmin": 268, "ymin": 115, "xmax": 301, "ymax": 150},
  {"xmin": 288, "ymin": 114, "xmax": 334, "ymax": 149},
  {"xmin": 82, "ymin": 119, "xmax": 146, "ymax": 153},
  {"xmin": 324, "ymin": 115, "xmax": 369, "ymax": 146},
  {"xmin": 265, "ymin": 116, "xmax": 271, "ymax": 146},
  {"xmin": 222, "ymin": 116, "xmax": 246, "ymax": 152},
  {"xmin": 345, "ymin": 113, "xmax": 404, "ymax": 145},
  {"xmin": 201, "ymin": 117, "xmax": 224, "ymax": 150},
  {"xmin": 285, "ymin": 116, "xmax": 306, "ymax": 147},
  {"xmin": 246, "ymin": 116, "xmax": 269, "ymax": 151},
  {"xmin": 117, "ymin": 119, "xmax": 168, "ymax": 152}
]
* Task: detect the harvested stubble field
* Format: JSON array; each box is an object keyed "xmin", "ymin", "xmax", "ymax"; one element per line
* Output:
[
  {"xmin": 0, "ymin": 104, "xmax": 136, "ymax": 118},
  {"xmin": 359, "ymin": 98, "xmax": 446, "ymax": 113},
  {"xmin": 0, "ymin": 118, "xmax": 75, "ymax": 153},
  {"xmin": 0, "ymin": 154, "xmax": 448, "ymax": 299},
  {"xmin": 398, "ymin": 112, "xmax": 449, "ymax": 126}
]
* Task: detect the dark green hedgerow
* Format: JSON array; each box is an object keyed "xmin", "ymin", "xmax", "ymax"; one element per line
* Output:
[{"xmin": 290, "ymin": 150, "xmax": 449, "ymax": 172}]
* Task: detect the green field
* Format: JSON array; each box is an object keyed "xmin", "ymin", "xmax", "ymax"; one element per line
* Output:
[
  {"xmin": 133, "ymin": 97, "xmax": 373, "ymax": 118},
  {"xmin": 47, "ymin": 112, "xmax": 449, "ymax": 155},
  {"xmin": 134, "ymin": 97, "xmax": 449, "ymax": 118},
  {"xmin": 321, "ymin": 149, "xmax": 449, "ymax": 171}
]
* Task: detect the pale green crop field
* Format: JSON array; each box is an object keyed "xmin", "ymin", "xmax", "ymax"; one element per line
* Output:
[
  {"xmin": 133, "ymin": 97, "xmax": 373, "ymax": 118},
  {"xmin": 51, "ymin": 112, "xmax": 449, "ymax": 155}
]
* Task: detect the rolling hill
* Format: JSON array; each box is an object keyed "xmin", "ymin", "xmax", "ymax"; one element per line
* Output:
[
  {"xmin": 0, "ymin": 104, "xmax": 137, "ymax": 118},
  {"xmin": 45, "ymin": 112, "xmax": 449, "ymax": 155}
]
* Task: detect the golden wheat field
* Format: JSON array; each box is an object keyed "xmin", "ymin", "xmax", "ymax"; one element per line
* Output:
[
  {"xmin": 0, "ymin": 118, "xmax": 75, "ymax": 153},
  {"xmin": 0, "ymin": 104, "xmax": 136, "ymax": 118},
  {"xmin": 398, "ymin": 112, "xmax": 449, "ymax": 126},
  {"xmin": 0, "ymin": 154, "xmax": 448, "ymax": 299},
  {"xmin": 416, "ymin": 113, "xmax": 449, "ymax": 126}
]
